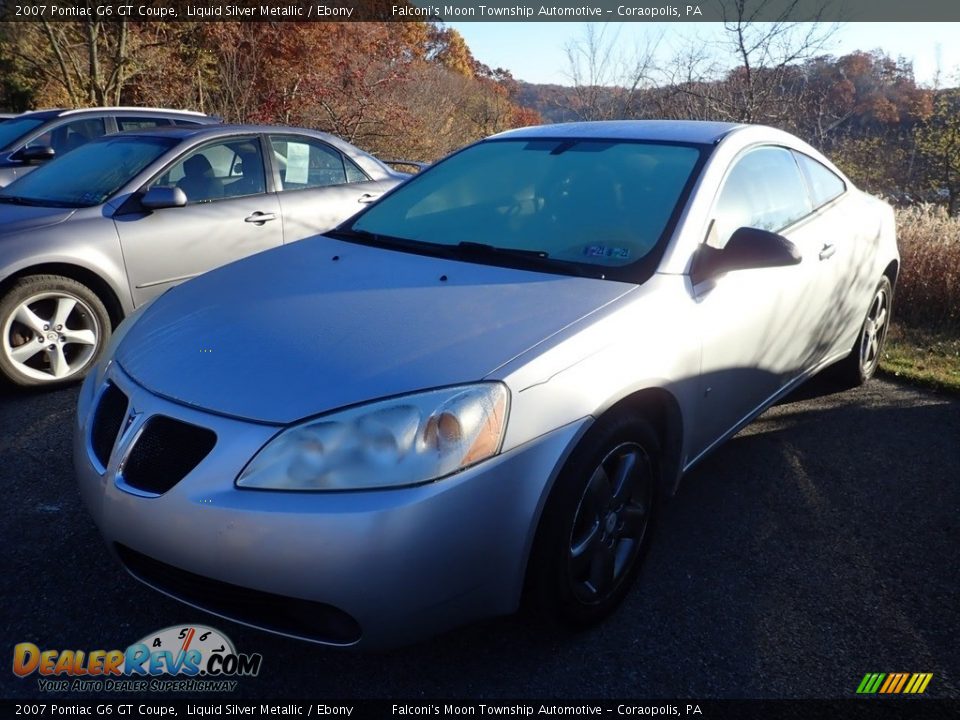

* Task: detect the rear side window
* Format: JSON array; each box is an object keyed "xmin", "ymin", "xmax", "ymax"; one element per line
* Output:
[
  {"xmin": 269, "ymin": 135, "xmax": 368, "ymax": 190},
  {"xmin": 795, "ymin": 152, "xmax": 845, "ymax": 209},
  {"xmin": 714, "ymin": 146, "xmax": 812, "ymax": 246},
  {"xmin": 117, "ymin": 116, "xmax": 172, "ymax": 131}
]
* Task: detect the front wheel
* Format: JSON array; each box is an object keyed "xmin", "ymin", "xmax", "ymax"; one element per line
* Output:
[
  {"xmin": 526, "ymin": 414, "xmax": 660, "ymax": 626},
  {"xmin": 0, "ymin": 275, "xmax": 111, "ymax": 388},
  {"xmin": 837, "ymin": 275, "xmax": 893, "ymax": 387}
]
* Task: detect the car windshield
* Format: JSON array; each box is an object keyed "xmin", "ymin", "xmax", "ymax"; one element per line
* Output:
[
  {"xmin": 0, "ymin": 136, "xmax": 175, "ymax": 208},
  {"xmin": 348, "ymin": 138, "xmax": 702, "ymax": 276},
  {"xmin": 0, "ymin": 117, "xmax": 45, "ymax": 150}
]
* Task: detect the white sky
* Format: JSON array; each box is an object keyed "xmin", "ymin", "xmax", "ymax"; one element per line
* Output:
[{"xmin": 450, "ymin": 22, "xmax": 960, "ymax": 88}]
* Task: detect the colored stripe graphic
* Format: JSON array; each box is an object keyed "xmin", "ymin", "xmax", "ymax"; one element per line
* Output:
[
  {"xmin": 857, "ymin": 673, "xmax": 932, "ymax": 694},
  {"xmin": 905, "ymin": 673, "xmax": 933, "ymax": 694},
  {"xmin": 893, "ymin": 673, "xmax": 909, "ymax": 693},
  {"xmin": 857, "ymin": 673, "xmax": 886, "ymax": 694}
]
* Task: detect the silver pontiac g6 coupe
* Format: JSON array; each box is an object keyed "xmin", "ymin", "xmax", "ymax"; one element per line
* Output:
[{"xmin": 74, "ymin": 121, "xmax": 898, "ymax": 648}]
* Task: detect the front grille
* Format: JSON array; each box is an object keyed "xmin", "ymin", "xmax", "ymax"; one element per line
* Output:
[
  {"xmin": 115, "ymin": 544, "xmax": 362, "ymax": 646},
  {"xmin": 122, "ymin": 416, "xmax": 216, "ymax": 495},
  {"xmin": 91, "ymin": 383, "xmax": 128, "ymax": 468}
]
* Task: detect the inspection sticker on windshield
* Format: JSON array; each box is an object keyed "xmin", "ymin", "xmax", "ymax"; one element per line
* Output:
[{"xmin": 584, "ymin": 245, "xmax": 631, "ymax": 259}]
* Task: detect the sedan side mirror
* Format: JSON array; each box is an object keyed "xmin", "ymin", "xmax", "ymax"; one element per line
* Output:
[
  {"xmin": 692, "ymin": 226, "xmax": 802, "ymax": 284},
  {"xmin": 141, "ymin": 186, "xmax": 187, "ymax": 210},
  {"xmin": 17, "ymin": 146, "xmax": 56, "ymax": 164}
]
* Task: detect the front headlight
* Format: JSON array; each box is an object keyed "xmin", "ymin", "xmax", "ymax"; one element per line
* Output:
[{"xmin": 236, "ymin": 383, "xmax": 510, "ymax": 491}]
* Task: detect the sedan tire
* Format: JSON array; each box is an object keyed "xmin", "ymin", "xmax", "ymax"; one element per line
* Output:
[
  {"xmin": 526, "ymin": 413, "xmax": 660, "ymax": 627},
  {"xmin": 837, "ymin": 275, "xmax": 893, "ymax": 388},
  {"xmin": 0, "ymin": 274, "xmax": 111, "ymax": 387}
]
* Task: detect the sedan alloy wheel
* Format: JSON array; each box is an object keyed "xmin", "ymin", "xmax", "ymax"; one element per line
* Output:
[
  {"xmin": 0, "ymin": 275, "xmax": 109, "ymax": 386},
  {"xmin": 569, "ymin": 442, "xmax": 653, "ymax": 604}
]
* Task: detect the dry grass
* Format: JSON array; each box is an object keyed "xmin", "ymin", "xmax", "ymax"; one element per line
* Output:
[
  {"xmin": 879, "ymin": 205, "xmax": 960, "ymax": 392},
  {"xmin": 894, "ymin": 204, "xmax": 960, "ymax": 330}
]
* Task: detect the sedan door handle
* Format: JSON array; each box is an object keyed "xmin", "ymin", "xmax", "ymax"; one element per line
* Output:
[
  {"xmin": 244, "ymin": 212, "xmax": 277, "ymax": 224},
  {"xmin": 357, "ymin": 193, "xmax": 381, "ymax": 204},
  {"xmin": 819, "ymin": 243, "xmax": 836, "ymax": 261}
]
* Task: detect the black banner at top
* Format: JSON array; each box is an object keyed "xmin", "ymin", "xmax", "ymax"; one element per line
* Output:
[
  {"xmin": 1, "ymin": 0, "xmax": 960, "ymax": 22},
  {"xmin": 1, "ymin": 699, "xmax": 959, "ymax": 719}
]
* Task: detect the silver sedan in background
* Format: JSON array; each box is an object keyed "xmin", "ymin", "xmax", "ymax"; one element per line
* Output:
[
  {"xmin": 75, "ymin": 121, "xmax": 898, "ymax": 648},
  {"xmin": 0, "ymin": 124, "xmax": 405, "ymax": 387}
]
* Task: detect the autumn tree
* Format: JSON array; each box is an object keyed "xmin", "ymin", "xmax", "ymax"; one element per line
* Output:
[
  {"xmin": 0, "ymin": 18, "xmax": 538, "ymax": 161},
  {"xmin": 563, "ymin": 23, "xmax": 661, "ymax": 120},
  {"xmin": 917, "ymin": 90, "xmax": 960, "ymax": 215},
  {"xmin": 663, "ymin": 0, "xmax": 838, "ymax": 125}
]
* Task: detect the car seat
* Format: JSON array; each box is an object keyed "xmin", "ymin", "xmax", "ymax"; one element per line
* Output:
[
  {"xmin": 224, "ymin": 147, "xmax": 265, "ymax": 198},
  {"xmin": 177, "ymin": 154, "xmax": 224, "ymax": 202}
]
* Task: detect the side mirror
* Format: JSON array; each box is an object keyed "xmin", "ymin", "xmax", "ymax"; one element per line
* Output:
[
  {"xmin": 140, "ymin": 186, "xmax": 187, "ymax": 210},
  {"xmin": 692, "ymin": 226, "xmax": 802, "ymax": 284},
  {"xmin": 17, "ymin": 146, "xmax": 56, "ymax": 164}
]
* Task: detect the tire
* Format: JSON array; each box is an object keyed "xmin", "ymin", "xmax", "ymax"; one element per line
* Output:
[
  {"xmin": 836, "ymin": 275, "xmax": 893, "ymax": 388},
  {"xmin": 0, "ymin": 274, "xmax": 112, "ymax": 388},
  {"xmin": 526, "ymin": 413, "xmax": 660, "ymax": 627}
]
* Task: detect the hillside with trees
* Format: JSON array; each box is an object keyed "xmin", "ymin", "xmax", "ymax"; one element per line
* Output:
[
  {"xmin": 1, "ymin": 16, "xmax": 957, "ymax": 213},
  {"xmin": 0, "ymin": 20, "xmax": 539, "ymax": 162}
]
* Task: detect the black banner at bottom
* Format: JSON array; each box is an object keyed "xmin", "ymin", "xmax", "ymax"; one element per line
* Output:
[{"xmin": 2, "ymin": 699, "xmax": 957, "ymax": 720}]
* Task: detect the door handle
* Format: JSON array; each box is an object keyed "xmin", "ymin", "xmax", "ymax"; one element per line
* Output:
[
  {"xmin": 819, "ymin": 243, "xmax": 836, "ymax": 261},
  {"xmin": 357, "ymin": 193, "xmax": 380, "ymax": 204},
  {"xmin": 244, "ymin": 212, "xmax": 277, "ymax": 224}
]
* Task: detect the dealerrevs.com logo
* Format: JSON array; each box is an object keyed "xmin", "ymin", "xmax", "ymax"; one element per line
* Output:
[{"xmin": 13, "ymin": 625, "xmax": 263, "ymax": 693}]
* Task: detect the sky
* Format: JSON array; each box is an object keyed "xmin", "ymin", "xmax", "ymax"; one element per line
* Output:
[{"xmin": 449, "ymin": 22, "xmax": 960, "ymax": 88}]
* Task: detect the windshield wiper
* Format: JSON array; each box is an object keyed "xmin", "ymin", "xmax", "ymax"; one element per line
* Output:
[
  {"xmin": 456, "ymin": 241, "xmax": 550, "ymax": 259},
  {"xmin": 453, "ymin": 241, "xmax": 591, "ymax": 277},
  {"xmin": 326, "ymin": 227, "xmax": 458, "ymax": 259},
  {"xmin": 0, "ymin": 195, "xmax": 80, "ymax": 208}
]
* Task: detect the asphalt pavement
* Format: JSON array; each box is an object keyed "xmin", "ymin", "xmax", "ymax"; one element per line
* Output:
[{"xmin": 1, "ymin": 374, "xmax": 957, "ymax": 700}]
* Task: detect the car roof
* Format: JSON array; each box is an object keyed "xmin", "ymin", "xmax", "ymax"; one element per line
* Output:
[
  {"xmin": 15, "ymin": 107, "xmax": 210, "ymax": 121},
  {"xmin": 108, "ymin": 124, "xmax": 354, "ymax": 144},
  {"xmin": 490, "ymin": 120, "xmax": 745, "ymax": 145}
]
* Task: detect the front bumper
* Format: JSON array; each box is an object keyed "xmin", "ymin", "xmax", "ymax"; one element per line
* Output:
[{"xmin": 74, "ymin": 364, "xmax": 589, "ymax": 648}]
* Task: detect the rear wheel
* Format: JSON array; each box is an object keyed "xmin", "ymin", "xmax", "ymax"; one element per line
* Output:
[
  {"xmin": 837, "ymin": 275, "xmax": 892, "ymax": 387},
  {"xmin": 526, "ymin": 414, "xmax": 660, "ymax": 626},
  {"xmin": 0, "ymin": 275, "xmax": 111, "ymax": 388}
]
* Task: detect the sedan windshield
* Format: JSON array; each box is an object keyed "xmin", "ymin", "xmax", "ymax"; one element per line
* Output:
[
  {"xmin": 349, "ymin": 138, "xmax": 702, "ymax": 277},
  {"xmin": 0, "ymin": 136, "xmax": 175, "ymax": 208},
  {"xmin": 0, "ymin": 117, "xmax": 45, "ymax": 150}
]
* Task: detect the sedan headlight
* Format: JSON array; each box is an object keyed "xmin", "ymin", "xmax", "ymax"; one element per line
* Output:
[{"xmin": 236, "ymin": 383, "xmax": 509, "ymax": 491}]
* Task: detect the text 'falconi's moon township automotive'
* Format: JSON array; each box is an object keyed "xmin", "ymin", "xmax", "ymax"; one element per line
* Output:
[{"xmin": 74, "ymin": 121, "xmax": 898, "ymax": 649}]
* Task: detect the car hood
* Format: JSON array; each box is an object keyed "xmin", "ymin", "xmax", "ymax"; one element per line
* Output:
[
  {"xmin": 0, "ymin": 203, "xmax": 77, "ymax": 234},
  {"xmin": 117, "ymin": 237, "xmax": 635, "ymax": 424}
]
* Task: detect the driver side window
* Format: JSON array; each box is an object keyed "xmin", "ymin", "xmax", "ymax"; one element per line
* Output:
[
  {"xmin": 152, "ymin": 139, "xmax": 266, "ymax": 204},
  {"xmin": 713, "ymin": 146, "xmax": 812, "ymax": 247}
]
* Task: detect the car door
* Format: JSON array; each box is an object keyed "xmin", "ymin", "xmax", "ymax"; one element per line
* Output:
[
  {"xmin": 690, "ymin": 145, "xmax": 827, "ymax": 457},
  {"xmin": 267, "ymin": 133, "xmax": 394, "ymax": 242},
  {"xmin": 114, "ymin": 136, "xmax": 283, "ymax": 306},
  {"xmin": 792, "ymin": 151, "xmax": 873, "ymax": 360}
]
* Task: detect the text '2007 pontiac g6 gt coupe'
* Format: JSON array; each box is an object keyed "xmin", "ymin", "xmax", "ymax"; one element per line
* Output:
[{"xmin": 75, "ymin": 121, "xmax": 898, "ymax": 648}]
